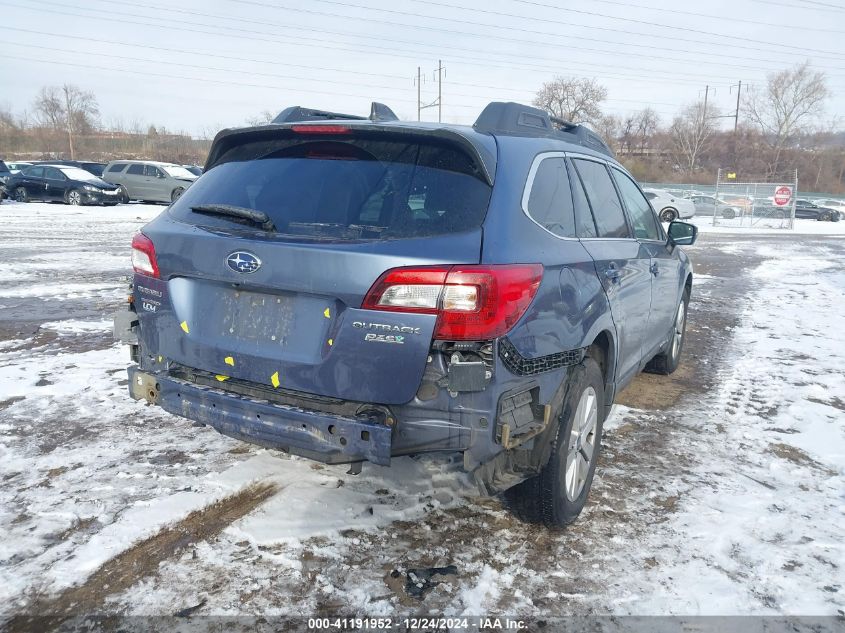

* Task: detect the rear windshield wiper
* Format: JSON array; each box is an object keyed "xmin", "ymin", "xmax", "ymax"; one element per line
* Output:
[{"xmin": 191, "ymin": 204, "xmax": 276, "ymax": 232}]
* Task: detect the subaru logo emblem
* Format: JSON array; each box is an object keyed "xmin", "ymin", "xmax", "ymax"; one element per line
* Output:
[{"xmin": 226, "ymin": 251, "xmax": 261, "ymax": 274}]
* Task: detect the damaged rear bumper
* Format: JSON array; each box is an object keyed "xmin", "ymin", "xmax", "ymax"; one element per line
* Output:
[{"xmin": 127, "ymin": 367, "xmax": 393, "ymax": 466}]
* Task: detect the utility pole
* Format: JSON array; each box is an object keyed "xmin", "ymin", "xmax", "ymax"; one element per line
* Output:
[
  {"xmin": 436, "ymin": 59, "xmax": 444, "ymax": 123},
  {"xmin": 733, "ymin": 80, "xmax": 742, "ymax": 134},
  {"xmin": 702, "ymin": 84, "xmax": 709, "ymax": 121},
  {"xmin": 417, "ymin": 66, "xmax": 421, "ymax": 122},
  {"xmin": 63, "ymin": 85, "xmax": 75, "ymax": 160}
]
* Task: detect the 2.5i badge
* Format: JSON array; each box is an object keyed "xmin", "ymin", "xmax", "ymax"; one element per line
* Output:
[{"xmin": 353, "ymin": 320, "xmax": 420, "ymax": 344}]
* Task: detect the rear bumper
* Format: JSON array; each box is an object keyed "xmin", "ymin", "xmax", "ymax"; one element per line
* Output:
[{"xmin": 128, "ymin": 367, "xmax": 393, "ymax": 465}]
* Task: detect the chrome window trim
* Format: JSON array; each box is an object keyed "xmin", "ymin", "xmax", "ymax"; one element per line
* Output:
[
  {"xmin": 520, "ymin": 152, "xmax": 579, "ymax": 242},
  {"xmin": 568, "ymin": 153, "xmax": 636, "ymax": 241}
]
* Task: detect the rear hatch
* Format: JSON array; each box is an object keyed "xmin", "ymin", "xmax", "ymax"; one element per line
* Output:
[{"xmin": 134, "ymin": 126, "xmax": 494, "ymax": 405}]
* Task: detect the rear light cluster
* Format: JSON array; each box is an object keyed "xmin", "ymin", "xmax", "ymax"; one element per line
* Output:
[
  {"xmin": 362, "ymin": 264, "xmax": 543, "ymax": 341},
  {"xmin": 131, "ymin": 232, "xmax": 160, "ymax": 278}
]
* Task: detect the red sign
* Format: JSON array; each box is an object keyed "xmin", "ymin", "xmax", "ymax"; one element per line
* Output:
[{"xmin": 774, "ymin": 186, "xmax": 792, "ymax": 207}]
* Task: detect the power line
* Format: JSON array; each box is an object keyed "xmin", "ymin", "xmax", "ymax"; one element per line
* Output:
[
  {"xmin": 10, "ymin": 2, "xmax": 746, "ymax": 88},
  {"xmin": 29, "ymin": 0, "xmax": 823, "ymax": 79}
]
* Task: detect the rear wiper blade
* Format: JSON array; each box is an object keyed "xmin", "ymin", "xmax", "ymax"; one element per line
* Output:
[{"xmin": 191, "ymin": 204, "xmax": 276, "ymax": 232}]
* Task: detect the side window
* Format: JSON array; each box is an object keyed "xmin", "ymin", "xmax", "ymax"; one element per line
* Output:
[
  {"xmin": 126, "ymin": 164, "xmax": 145, "ymax": 175},
  {"xmin": 25, "ymin": 166, "xmax": 45, "ymax": 178},
  {"xmin": 107, "ymin": 164, "xmax": 125, "ymax": 173},
  {"xmin": 571, "ymin": 159, "xmax": 630, "ymax": 238},
  {"xmin": 612, "ymin": 168, "xmax": 661, "ymax": 241},
  {"xmin": 566, "ymin": 160, "xmax": 597, "ymax": 238},
  {"xmin": 45, "ymin": 167, "xmax": 64, "ymax": 180},
  {"xmin": 524, "ymin": 156, "xmax": 575, "ymax": 238}
]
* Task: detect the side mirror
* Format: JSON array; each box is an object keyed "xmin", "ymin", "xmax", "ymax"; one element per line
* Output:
[{"xmin": 668, "ymin": 220, "xmax": 698, "ymax": 246}]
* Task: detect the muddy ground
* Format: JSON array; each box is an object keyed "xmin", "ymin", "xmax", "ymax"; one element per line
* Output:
[{"xmin": 1, "ymin": 203, "xmax": 843, "ymax": 625}]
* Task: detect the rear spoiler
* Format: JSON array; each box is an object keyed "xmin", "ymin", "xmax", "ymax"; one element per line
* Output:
[{"xmin": 204, "ymin": 122, "xmax": 497, "ymax": 185}]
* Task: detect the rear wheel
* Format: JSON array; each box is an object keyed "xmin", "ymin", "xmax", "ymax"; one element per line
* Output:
[
  {"xmin": 66, "ymin": 189, "xmax": 82, "ymax": 206},
  {"xmin": 118, "ymin": 185, "xmax": 130, "ymax": 204},
  {"xmin": 660, "ymin": 208, "xmax": 678, "ymax": 223},
  {"xmin": 14, "ymin": 187, "xmax": 28, "ymax": 203},
  {"xmin": 721, "ymin": 208, "xmax": 736, "ymax": 219},
  {"xmin": 506, "ymin": 357, "xmax": 606, "ymax": 528},
  {"xmin": 645, "ymin": 287, "xmax": 690, "ymax": 375}
]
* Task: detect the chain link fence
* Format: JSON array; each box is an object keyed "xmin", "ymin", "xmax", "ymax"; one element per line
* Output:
[{"xmin": 711, "ymin": 169, "xmax": 799, "ymax": 229}]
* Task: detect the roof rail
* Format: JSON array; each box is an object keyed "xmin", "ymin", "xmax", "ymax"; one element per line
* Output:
[
  {"xmin": 272, "ymin": 102, "xmax": 399, "ymax": 125},
  {"xmin": 473, "ymin": 102, "xmax": 613, "ymax": 157}
]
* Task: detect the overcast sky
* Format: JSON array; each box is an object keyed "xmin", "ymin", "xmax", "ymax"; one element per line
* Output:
[{"xmin": 2, "ymin": 0, "xmax": 844, "ymax": 137}]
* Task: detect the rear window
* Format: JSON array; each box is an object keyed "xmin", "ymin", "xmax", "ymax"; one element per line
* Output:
[{"xmin": 168, "ymin": 136, "xmax": 492, "ymax": 241}]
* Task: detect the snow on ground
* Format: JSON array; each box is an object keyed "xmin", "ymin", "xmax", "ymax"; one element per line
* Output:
[
  {"xmin": 690, "ymin": 215, "xmax": 845, "ymax": 235},
  {"xmin": 0, "ymin": 199, "xmax": 843, "ymax": 619}
]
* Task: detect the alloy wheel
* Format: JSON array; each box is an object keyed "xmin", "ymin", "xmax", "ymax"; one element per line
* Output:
[
  {"xmin": 564, "ymin": 386, "xmax": 598, "ymax": 502},
  {"xmin": 671, "ymin": 300, "xmax": 686, "ymax": 360},
  {"xmin": 68, "ymin": 190, "xmax": 81, "ymax": 205}
]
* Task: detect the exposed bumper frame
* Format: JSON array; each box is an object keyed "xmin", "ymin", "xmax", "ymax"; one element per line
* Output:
[{"xmin": 128, "ymin": 367, "xmax": 393, "ymax": 465}]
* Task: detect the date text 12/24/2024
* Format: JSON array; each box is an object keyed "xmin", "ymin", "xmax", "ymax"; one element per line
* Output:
[{"xmin": 308, "ymin": 617, "xmax": 527, "ymax": 630}]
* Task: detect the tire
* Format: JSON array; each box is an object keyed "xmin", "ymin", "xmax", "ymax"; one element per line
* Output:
[
  {"xmin": 14, "ymin": 187, "xmax": 28, "ymax": 203},
  {"xmin": 660, "ymin": 208, "xmax": 677, "ymax": 223},
  {"xmin": 721, "ymin": 208, "xmax": 736, "ymax": 220},
  {"xmin": 645, "ymin": 287, "xmax": 690, "ymax": 375},
  {"xmin": 66, "ymin": 189, "xmax": 82, "ymax": 206},
  {"xmin": 118, "ymin": 186, "xmax": 130, "ymax": 204},
  {"xmin": 171, "ymin": 187, "xmax": 185, "ymax": 202},
  {"xmin": 505, "ymin": 357, "xmax": 606, "ymax": 528}
]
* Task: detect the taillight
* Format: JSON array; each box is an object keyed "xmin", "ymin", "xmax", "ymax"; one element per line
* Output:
[
  {"xmin": 291, "ymin": 124, "xmax": 351, "ymax": 134},
  {"xmin": 362, "ymin": 264, "xmax": 543, "ymax": 340},
  {"xmin": 131, "ymin": 232, "xmax": 159, "ymax": 278}
]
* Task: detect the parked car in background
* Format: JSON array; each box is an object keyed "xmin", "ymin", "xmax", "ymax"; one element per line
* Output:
[
  {"xmin": 643, "ymin": 188, "xmax": 695, "ymax": 222},
  {"xmin": 114, "ymin": 101, "xmax": 698, "ymax": 528},
  {"xmin": 813, "ymin": 198, "xmax": 845, "ymax": 214},
  {"xmin": 183, "ymin": 165, "xmax": 203, "ymax": 176},
  {"xmin": 0, "ymin": 161, "xmax": 10, "ymax": 201},
  {"xmin": 686, "ymin": 194, "xmax": 740, "ymax": 219},
  {"xmin": 6, "ymin": 164, "xmax": 122, "ymax": 205},
  {"xmin": 31, "ymin": 160, "xmax": 107, "ymax": 177},
  {"xmin": 793, "ymin": 199, "xmax": 840, "ymax": 222},
  {"xmin": 6, "ymin": 161, "xmax": 33, "ymax": 174},
  {"xmin": 103, "ymin": 160, "xmax": 197, "ymax": 203}
]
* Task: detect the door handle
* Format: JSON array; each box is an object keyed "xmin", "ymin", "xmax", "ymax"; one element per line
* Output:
[
  {"xmin": 650, "ymin": 262, "xmax": 659, "ymax": 276},
  {"xmin": 605, "ymin": 266, "xmax": 621, "ymax": 283}
]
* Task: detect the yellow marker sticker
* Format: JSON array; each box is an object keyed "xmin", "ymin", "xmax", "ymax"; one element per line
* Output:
[
  {"xmin": 270, "ymin": 371, "xmax": 280, "ymax": 388},
  {"xmin": 157, "ymin": 355, "xmax": 163, "ymax": 363},
  {"xmin": 224, "ymin": 356, "xmax": 235, "ymax": 366},
  {"xmin": 324, "ymin": 307, "xmax": 331, "ymax": 318},
  {"xmin": 327, "ymin": 338, "xmax": 333, "ymax": 346},
  {"xmin": 180, "ymin": 321, "xmax": 190, "ymax": 334},
  {"xmin": 215, "ymin": 375, "xmax": 229, "ymax": 382}
]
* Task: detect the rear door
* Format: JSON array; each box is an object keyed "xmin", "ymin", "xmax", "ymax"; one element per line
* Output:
[
  {"xmin": 144, "ymin": 165, "xmax": 169, "ymax": 201},
  {"xmin": 134, "ymin": 131, "xmax": 493, "ymax": 404},
  {"xmin": 569, "ymin": 156, "xmax": 652, "ymax": 385},
  {"xmin": 21, "ymin": 167, "xmax": 46, "ymax": 199},
  {"xmin": 611, "ymin": 167, "xmax": 679, "ymax": 358},
  {"xmin": 124, "ymin": 163, "xmax": 148, "ymax": 198},
  {"xmin": 44, "ymin": 167, "xmax": 67, "ymax": 201}
]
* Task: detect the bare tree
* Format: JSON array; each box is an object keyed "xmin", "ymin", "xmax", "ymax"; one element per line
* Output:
[
  {"xmin": 744, "ymin": 60, "xmax": 829, "ymax": 175},
  {"xmin": 669, "ymin": 101, "xmax": 719, "ymax": 173},
  {"xmin": 635, "ymin": 108, "xmax": 659, "ymax": 153},
  {"xmin": 532, "ymin": 76, "xmax": 607, "ymax": 124},
  {"xmin": 61, "ymin": 84, "xmax": 98, "ymax": 159},
  {"xmin": 246, "ymin": 110, "xmax": 276, "ymax": 126},
  {"xmin": 33, "ymin": 87, "xmax": 65, "ymax": 131},
  {"xmin": 594, "ymin": 114, "xmax": 621, "ymax": 152}
]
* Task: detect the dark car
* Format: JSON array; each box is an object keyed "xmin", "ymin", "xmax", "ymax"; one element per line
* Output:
[
  {"xmin": 114, "ymin": 102, "xmax": 697, "ymax": 528},
  {"xmin": 0, "ymin": 160, "xmax": 11, "ymax": 199},
  {"xmin": 794, "ymin": 199, "xmax": 840, "ymax": 222},
  {"xmin": 32, "ymin": 160, "xmax": 107, "ymax": 177},
  {"xmin": 7, "ymin": 164, "xmax": 122, "ymax": 205}
]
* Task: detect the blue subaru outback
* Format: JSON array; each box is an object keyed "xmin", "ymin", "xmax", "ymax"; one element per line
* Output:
[{"xmin": 115, "ymin": 102, "xmax": 697, "ymax": 527}]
